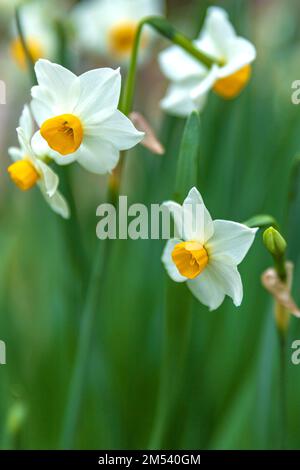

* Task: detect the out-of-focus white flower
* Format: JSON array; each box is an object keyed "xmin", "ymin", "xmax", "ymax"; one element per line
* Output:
[
  {"xmin": 159, "ymin": 6, "xmax": 256, "ymax": 116},
  {"xmin": 72, "ymin": 0, "xmax": 164, "ymax": 64},
  {"xmin": 10, "ymin": 0, "xmax": 57, "ymax": 69},
  {"xmin": 8, "ymin": 105, "xmax": 70, "ymax": 219},
  {"xmin": 162, "ymin": 187, "xmax": 257, "ymax": 311},
  {"xmin": 30, "ymin": 60, "xmax": 144, "ymax": 174},
  {"xmin": 0, "ymin": 0, "xmax": 25, "ymax": 19}
]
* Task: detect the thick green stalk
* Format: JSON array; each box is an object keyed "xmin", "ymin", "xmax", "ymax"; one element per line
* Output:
[
  {"xmin": 59, "ymin": 176, "xmax": 119, "ymax": 449},
  {"xmin": 277, "ymin": 320, "xmax": 287, "ymax": 450},
  {"xmin": 149, "ymin": 282, "xmax": 192, "ymax": 448},
  {"xmin": 120, "ymin": 16, "xmax": 221, "ymax": 116},
  {"xmin": 149, "ymin": 113, "xmax": 201, "ymax": 449}
]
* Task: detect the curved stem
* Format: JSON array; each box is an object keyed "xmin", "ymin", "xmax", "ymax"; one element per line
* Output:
[
  {"xmin": 120, "ymin": 15, "xmax": 221, "ymax": 116},
  {"xmin": 278, "ymin": 325, "xmax": 287, "ymax": 449}
]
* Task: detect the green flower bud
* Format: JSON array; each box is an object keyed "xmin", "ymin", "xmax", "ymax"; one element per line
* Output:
[{"xmin": 263, "ymin": 227, "xmax": 287, "ymax": 258}]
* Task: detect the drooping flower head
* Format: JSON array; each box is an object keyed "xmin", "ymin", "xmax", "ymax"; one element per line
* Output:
[
  {"xmin": 162, "ymin": 187, "xmax": 257, "ymax": 310},
  {"xmin": 159, "ymin": 6, "xmax": 256, "ymax": 116},
  {"xmin": 8, "ymin": 105, "xmax": 70, "ymax": 219},
  {"xmin": 30, "ymin": 59, "xmax": 144, "ymax": 174},
  {"xmin": 72, "ymin": 0, "xmax": 164, "ymax": 64}
]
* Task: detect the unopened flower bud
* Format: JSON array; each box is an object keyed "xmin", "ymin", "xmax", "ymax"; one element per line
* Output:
[{"xmin": 263, "ymin": 227, "xmax": 287, "ymax": 258}]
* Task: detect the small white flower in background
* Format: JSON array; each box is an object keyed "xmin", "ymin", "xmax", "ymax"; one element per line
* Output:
[
  {"xmin": 8, "ymin": 105, "xmax": 70, "ymax": 219},
  {"xmin": 0, "ymin": 0, "xmax": 24, "ymax": 20},
  {"xmin": 10, "ymin": 0, "xmax": 57, "ymax": 69},
  {"xmin": 30, "ymin": 59, "xmax": 144, "ymax": 174},
  {"xmin": 72, "ymin": 0, "xmax": 164, "ymax": 64},
  {"xmin": 159, "ymin": 6, "xmax": 256, "ymax": 117},
  {"xmin": 161, "ymin": 187, "xmax": 257, "ymax": 311}
]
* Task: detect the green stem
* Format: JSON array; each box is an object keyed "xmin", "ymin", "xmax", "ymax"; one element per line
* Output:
[
  {"xmin": 278, "ymin": 328, "xmax": 287, "ymax": 449},
  {"xmin": 60, "ymin": 232, "xmax": 111, "ymax": 448},
  {"xmin": 120, "ymin": 15, "xmax": 221, "ymax": 116},
  {"xmin": 15, "ymin": 7, "xmax": 37, "ymax": 85},
  {"xmin": 58, "ymin": 168, "xmax": 88, "ymax": 284},
  {"xmin": 60, "ymin": 182, "xmax": 117, "ymax": 449},
  {"xmin": 149, "ymin": 282, "xmax": 192, "ymax": 449}
]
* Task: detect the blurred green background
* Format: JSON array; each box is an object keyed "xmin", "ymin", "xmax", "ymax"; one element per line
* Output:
[{"xmin": 1, "ymin": 0, "xmax": 300, "ymax": 450}]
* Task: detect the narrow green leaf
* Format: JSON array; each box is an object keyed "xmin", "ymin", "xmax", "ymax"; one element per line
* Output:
[
  {"xmin": 174, "ymin": 111, "xmax": 201, "ymax": 202},
  {"xmin": 243, "ymin": 214, "xmax": 278, "ymax": 230}
]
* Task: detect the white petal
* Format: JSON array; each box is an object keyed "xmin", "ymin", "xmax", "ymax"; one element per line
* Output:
[
  {"xmin": 30, "ymin": 96, "xmax": 54, "ymax": 126},
  {"xmin": 35, "ymin": 160, "xmax": 59, "ymax": 197},
  {"xmin": 76, "ymin": 137, "xmax": 119, "ymax": 174},
  {"xmin": 74, "ymin": 68, "xmax": 121, "ymax": 119},
  {"xmin": 160, "ymin": 80, "xmax": 206, "ymax": 117},
  {"xmin": 182, "ymin": 187, "xmax": 214, "ymax": 243},
  {"xmin": 190, "ymin": 65, "xmax": 219, "ymax": 103},
  {"xmin": 207, "ymin": 220, "xmax": 257, "ymax": 265},
  {"xmin": 31, "ymin": 130, "xmax": 52, "ymax": 159},
  {"xmin": 39, "ymin": 183, "xmax": 70, "ymax": 219},
  {"xmin": 202, "ymin": 6, "xmax": 236, "ymax": 56},
  {"xmin": 187, "ymin": 267, "xmax": 225, "ymax": 311},
  {"xmin": 162, "ymin": 201, "xmax": 184, "ymax": 239},
  {"xmin": 85, "ymin": 110, "xmax": 144, "ymax": 150},
  {"xmin": 8, "ymin": 147, "xmax": 23, "ymax": 162},
  {"xmin": 159, "ymin": 45, "xmax": 206, "ymax": 82},
  {"xmin": 34, "ymin": 59, "xmax": 79, "ymax": 112},
  {"xmin": 161, "ymin": 239, "xmax": 187, "ymax": 283},
  {"xmin": 16, "ymin": 127, "xmax": 34, "ymax": 159},
  {"xmin": 31, "ymin": 131, "xmax": 77, "ymax": 166},
  {"xmin": 208, "ymin": 259, "xmax": 243, "ymax": 307},
  {"xmin": 19, "ymin": 105, "xmax": 33, "ymax": 140},
  {"xmin": 218, "ymin": 38, "xmax": 256, "ymax": 78}
]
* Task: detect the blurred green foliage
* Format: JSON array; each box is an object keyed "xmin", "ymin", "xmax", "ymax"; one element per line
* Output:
[{"xmin": 1, "ymin": 0, "xmax": 300, "ymax": 450}]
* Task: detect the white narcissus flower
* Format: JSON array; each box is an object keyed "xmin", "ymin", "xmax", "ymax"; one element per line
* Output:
[
  {"xmin": 30, "ymin": 59, "xmax": 144, "ymax": 174},
  {"xmin": 8, "ymin": 105, "xmax": 70, "ymax": 219},
  {"xmin": 161, "ymin": 187, "xmax": 257, "ymax": 311},
  {"xmin": 30, "ymin": 59, "xmax": 145, "ymax": 173},
  {"xmin": 159, "ymin": 6, "xmax": 256, "ymax": 117},
  {"xmin": 10, "ymin": 0, "xmax": 57, "ymax": 69},
  {"xmin": 72, "ymin": 0, "xmax": 164, "ymax": 64}
]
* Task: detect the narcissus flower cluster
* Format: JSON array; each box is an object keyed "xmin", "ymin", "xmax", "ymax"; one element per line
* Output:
[
  {"xmin": 162, "ymin": 187, "xmax": 257, "ymax": 310},
  {"xmin": 159, "ymin": 6, "xmax": 256, "ymax": 116},
  {"xmin": 7, "ymin": 4, "xmax": 259, "ymax": 312},
  {"xmin": 8, "ymin": 59, "xmax": 144, "ymax": 217}
]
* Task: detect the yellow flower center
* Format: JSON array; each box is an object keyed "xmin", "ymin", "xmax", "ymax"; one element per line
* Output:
[
  {"xmin": 8, "ymin": 159, "xmax": 40, "ymax": 191},
  {"xmin": 40, "ymin": 114, "xmax": 83, "ymax": 155},
  {"xmin": 10, "ymin": 37, "xmax": 44, "ymax": 69},
  {"xmin": 108, "ymin": 21, "xmax": 147, "ymax": 56},
  {"xmin": 213, "ymin": 64, "xmax": 252, "ymax": 99},
  {"xmin": 172, "ymin": 241, "xmax": 209, "ymax": 279}
]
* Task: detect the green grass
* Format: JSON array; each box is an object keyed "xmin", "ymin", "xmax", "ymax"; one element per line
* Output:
[{"xmin": 0, "ymin": 0, "xmax": 300, "ymax": 450}]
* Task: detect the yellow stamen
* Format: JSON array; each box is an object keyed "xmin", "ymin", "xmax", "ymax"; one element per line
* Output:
[
  {"xmin": 213, "ymin": 64, "xmax": 252, "ymax": 99},
  {"xmin": 10, "ymin": 37, "xmax": 44, "ymax": 69},
  {"xmin": 40, "ymin": 114, "xmax": 83, "ymax": 155},
  {"xmin": 108, "ymin": 21, "xmax": 147, "ymax": 56},
  {"xmin": 172, "ymin": 241, "xmax": 209, "ymax": 279},
  {"xmin": 8, "ymin": 159, "xmax": 40, "ymax": 191}
]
